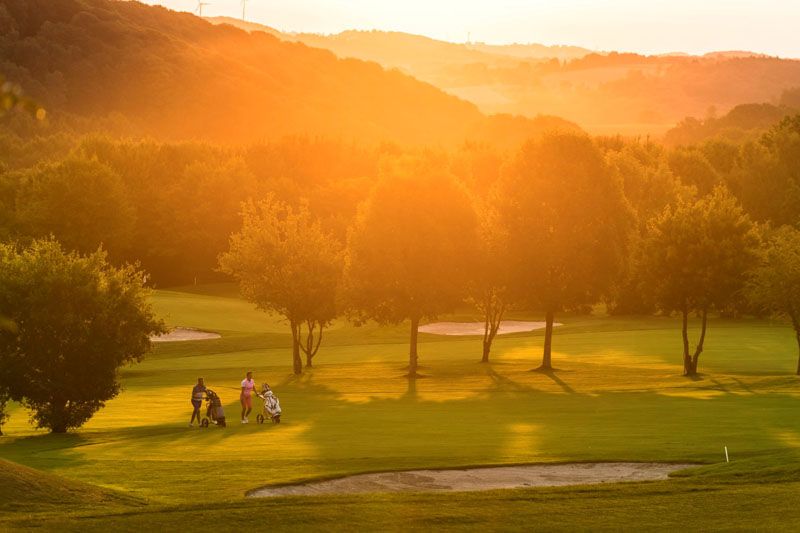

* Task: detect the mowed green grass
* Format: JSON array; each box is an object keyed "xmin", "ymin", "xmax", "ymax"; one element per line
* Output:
[{"xmin": 1, "ymin": 283, "xmax": 800, "ymax": 530}]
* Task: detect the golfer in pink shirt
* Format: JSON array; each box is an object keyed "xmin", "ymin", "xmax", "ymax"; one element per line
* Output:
[{"xmin": 240, "ymin": 371, "xmax": 256, "ymax": 423}]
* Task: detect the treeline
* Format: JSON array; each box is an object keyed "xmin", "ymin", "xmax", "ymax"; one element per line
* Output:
[
  {"xmin": 436, "ymin": 54, "xmax": 800, "ymax": 130},
  {"xmin": 3, "ymin": 114, "xmax": 800, "ymax": 285},
  {"xmin": 664, "ymin": 99, "xmax": 800, "ymax": 146},
  {"xmin": 3, "ymin": 118, "xmax": 800, "ymax": 434},
  {"xmin": 0, "ymin": 133, "xmax": 383, "ymax": 283},
  {"xmin": 214, "ymin": 119, "xmax": 800, "ymax": 379}
]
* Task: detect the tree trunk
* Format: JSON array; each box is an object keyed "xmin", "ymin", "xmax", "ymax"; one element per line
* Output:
[
  {"xmin": 794, "ymin": 330, "xmax": 800, "ymax": 376},
  {"xmin": 791, "ymin": 313, "xmax": 800, "ymax": 376},
  {"xmin": 681, "ymin": 306, "xmax": 692, "ymax": 376},
  {"xmin": 481, "ymin": 306, "xmax": 491, "ymax": 363},
  {"xmin": 409, "ymin": 315, "xmax": 420, "ymax": 377},
  {"xmin": 298, "ymin": 320, "xmax": 324, "ymax": 369},
  {"xmin": 481, "ymin": 293, "xmax": 506, "ymax": 364},
  {"xmin": 290, "ymin": 321, "xmax": 302, "ymax": 375},
  {"xmin": 690, "ymin": 307, "xmax": 709, "ymax": 375},
  {"xmin": 305, "ymin": 322, "xmax": 314, "ymax": 368},
  {"xmin": 682, "ymin": 306, "xmax": 708, "ymax": 377},
  {"xmin": 539, "ymin": 309, "xmax": 555, "ymax": 370},
  {"xmin": 50, "ymin": 401, "xmax": 68, "ymax": 433}
]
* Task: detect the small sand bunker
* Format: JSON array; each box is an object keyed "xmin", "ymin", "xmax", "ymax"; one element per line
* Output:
[
  {"xmin": 249, "ymin": 462, "xmax": 694, "ymax": 498},
  {"xmin": 419, "ymin": 320, "xmax": 562, "ymax": 336},
  {"xmin": 150, "ymin": 327, "xmax": 221, "ymax": 342}
]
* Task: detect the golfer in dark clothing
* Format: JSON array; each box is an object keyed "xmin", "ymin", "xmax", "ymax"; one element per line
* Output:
[{"xmin": 190, "ymin": 377, "xmax": 206, "ymax": 427}]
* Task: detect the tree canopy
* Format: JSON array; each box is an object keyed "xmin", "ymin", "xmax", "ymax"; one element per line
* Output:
[
  {"xmin": 219, "ymin": 197, "xmax": 342, "ymax": 374},
  {"xmin": 12, "ymin": 156, "xmax": 134, "ymax": 257},
  {"xmin": 0, "ymin": 239, "xmax": 165, "ymax": 432},
  {"xmin": 746, "ymin": 225, "xmax": 800, "ymax": 375},
  {"xmin": 498, "ymin": 132, "xmax": 632, "ymax": 370},
  {"xmin": 344, "ymin": 155, "xmax": 479, "ymax": 376},
  {"xmin": 640, "ymin": 188, "xmax": 760, "ymax": 376}
]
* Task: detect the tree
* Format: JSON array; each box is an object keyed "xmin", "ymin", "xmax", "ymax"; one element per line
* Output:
[
  {"xmin": 668, "ymin": 147, "xmax": 721, "ymax": 195},
  {"xmin": 0, "ymin": 239, "xmax": 165, "ymax": 433},
  {"xmin": 14, "ymin": 156, "xmax": 135, "ymax": 258},
  {"xmin": 726, "ymin": 116, "xmax": 800, "ymax": 227},
  {"xmin": 746, "ymin": 225, "xmax": 800, "ymax": 375},
  {"xmin": 498, "ymin": 132, "xmax": 632, "ymax": 370},
  {"xmin": 469, "ymin": 197, "xmax": 512, "ymax": 363},
  {"xmin": 604, "ymin": 140, "xmax": 691, "ymax": 315},
  {"xmin": 219, "ymin": 197, "xmax": 342, "ymax": 374},
  {"xmin": 344, "ymin": 155, "xmax": 479, "ymax": 377},
  {"xmin": 640, "ymin": 188, "xmax": 760, "ymax": 376},
  {"xmin": 453, "ymin": 145, "xmax": 512, "ymax": 362}
]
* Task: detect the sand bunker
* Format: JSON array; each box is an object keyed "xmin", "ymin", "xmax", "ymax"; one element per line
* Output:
[
  {"xmin": 419, "ymin": 320, "xmax": 562, "ymax": 336},
  {"xmin": 150, "ymin": 327, "xmax": 220, "ymax": 342},
  {"xmin": 249, "ymin": 462, "xmax": 694, "ymax": 498}
]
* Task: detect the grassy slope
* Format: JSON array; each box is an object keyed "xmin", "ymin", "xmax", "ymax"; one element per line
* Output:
[
  {"xmin": 0, "ymin": 458, "xmax": 142, "ymax": 514},
  {"xmin": 1, "ymin": 283, "xmax": 799, "ymax": 530}
]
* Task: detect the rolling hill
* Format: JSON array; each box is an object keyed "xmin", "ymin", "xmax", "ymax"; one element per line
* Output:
[
  {"xmin": 0, "ymin": 0, "xmax": 578, "ymax": 146},
  {"xmin": 208, "ymin": 16, "xmax": 593, "ymax": 83},
  {"xmin": 212, "ymin": 16, "xmax": 800, "ymax": 136}
]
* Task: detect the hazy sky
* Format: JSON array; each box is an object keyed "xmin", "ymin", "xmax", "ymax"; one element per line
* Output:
[{"xmin": 144, "ymin": 0, "xmax": 800, "ymax": 57}]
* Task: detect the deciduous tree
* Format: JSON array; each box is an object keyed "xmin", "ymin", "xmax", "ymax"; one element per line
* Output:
[
  {"xmin": 469, "ymin": 198, "xmax": 512, "ymax": 363},
  {"xmin": 0, "ymin": 239, "xmax": 165, "ymax": 433},
  {"xmin": 640, "ymin": 188, "xmax": 760, "ymax": 376},
  {"xmin": 746, "ymin": 225, "xmax": 800, "ymax": 375},
  {"xmin": 219, "ymin": 197, "xmax": 342, "ymax": 374},
  {"xmin": 498, "ymin": 132, "xmax": 632, "ymax": 370},
  {"xmin": 344, "ymin": 155, "xmax": 479, "ymax": 376},
  {"xmin": 14, "ymin": 156, "xmax": 135, "ymax": 258}
]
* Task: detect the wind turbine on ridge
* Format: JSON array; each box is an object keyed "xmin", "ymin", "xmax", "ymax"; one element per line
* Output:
[
  {"xmin": 195, "ymin": 0, "xmax": 210, "ymax": 17},
  {"xmin": 241, "ymin": 0, "xmax": 249, "ymax": 21}
]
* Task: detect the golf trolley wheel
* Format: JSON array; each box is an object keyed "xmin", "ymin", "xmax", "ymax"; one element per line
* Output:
[
  {"xmin": 272, "ymin": 415, "xmax": 280, "ymax": 424},
  {"xmin": 200, "ymin": 418, "xmax": 209, "ymax": 428},
  {"xmin": 256, "ymin": 414, "xmax": 265, "ymax": 424}
]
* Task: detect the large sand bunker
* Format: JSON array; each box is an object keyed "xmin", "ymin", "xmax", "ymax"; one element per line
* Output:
[
  {"xmin": 249, "ymin": 462, "xmax": 694, "ymax": 498},
  {"xmin": 150, "ymin": 327, "xmax": 221, "ymax": 342},
  {"xmin": 419, "ymin": 320, "xmax": 562, "ymax": 336}
]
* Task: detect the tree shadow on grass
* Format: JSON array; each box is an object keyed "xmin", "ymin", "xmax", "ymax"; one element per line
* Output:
[
  {"xmin": 4, "ymin": 357, "xmax": 800, "ymax": 503},
  {"xmin": 483, "ymin": 365, "xmax": 541, "ymax": 394},
  {"xmin": 529, "ymin": 367, "xmax": 577, "ymax": 394},
  {"xmin": 729, "ymin": 377, "xmax": 755, "ymax": 393}
]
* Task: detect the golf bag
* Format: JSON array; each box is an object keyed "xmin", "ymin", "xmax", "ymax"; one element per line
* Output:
[
  {"xmin": 256, "ymin": 384, "xmax": 282, "ymax": 424},
  {"xmin": 202, "ymin": 388, "xmax": 226, "ymax": 427}
]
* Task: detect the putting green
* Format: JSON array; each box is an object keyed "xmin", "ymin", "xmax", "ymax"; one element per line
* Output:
[{"xmin": 1, "ymin": 283, "xmax": 799, "ymax": 529}]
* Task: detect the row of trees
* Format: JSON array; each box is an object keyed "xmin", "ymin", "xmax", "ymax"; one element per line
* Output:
[
  {"xmin": 2, "ymin": 114, "xmax": 799, "ymax": 288},
  {"xmin": 220, "ymin": 131, "xmax": 800, "ymax": 379},
  {"xmin": 2, "ymin": 127, "xmax": 800, "ymax": 433}
]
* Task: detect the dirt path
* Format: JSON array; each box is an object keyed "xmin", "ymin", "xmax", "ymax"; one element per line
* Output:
[
  {"xmin": 150, "ymin": 327, "xmax": 221, "ymax": 342},
  {"xmin": 418, "ymin": 320, "xmax": 562, "ymax": 336},
  {"xmin": 248, "ymin": 462, "xmax": 695, "ymax": 498}
]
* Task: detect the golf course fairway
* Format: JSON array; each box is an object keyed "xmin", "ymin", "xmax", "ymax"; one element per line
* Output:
[{"xmin": 1, "ymin": 283, "xmax": 799, "ymax": 531}]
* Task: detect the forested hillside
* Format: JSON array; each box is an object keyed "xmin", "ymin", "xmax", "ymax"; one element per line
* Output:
[
  {"xmin": 0, "ymin": 0, "xmax": 576, "ymax": 146},
  {"xmin": 214, "ymin": 16, "xmax": 800, "ymax": 136}
]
